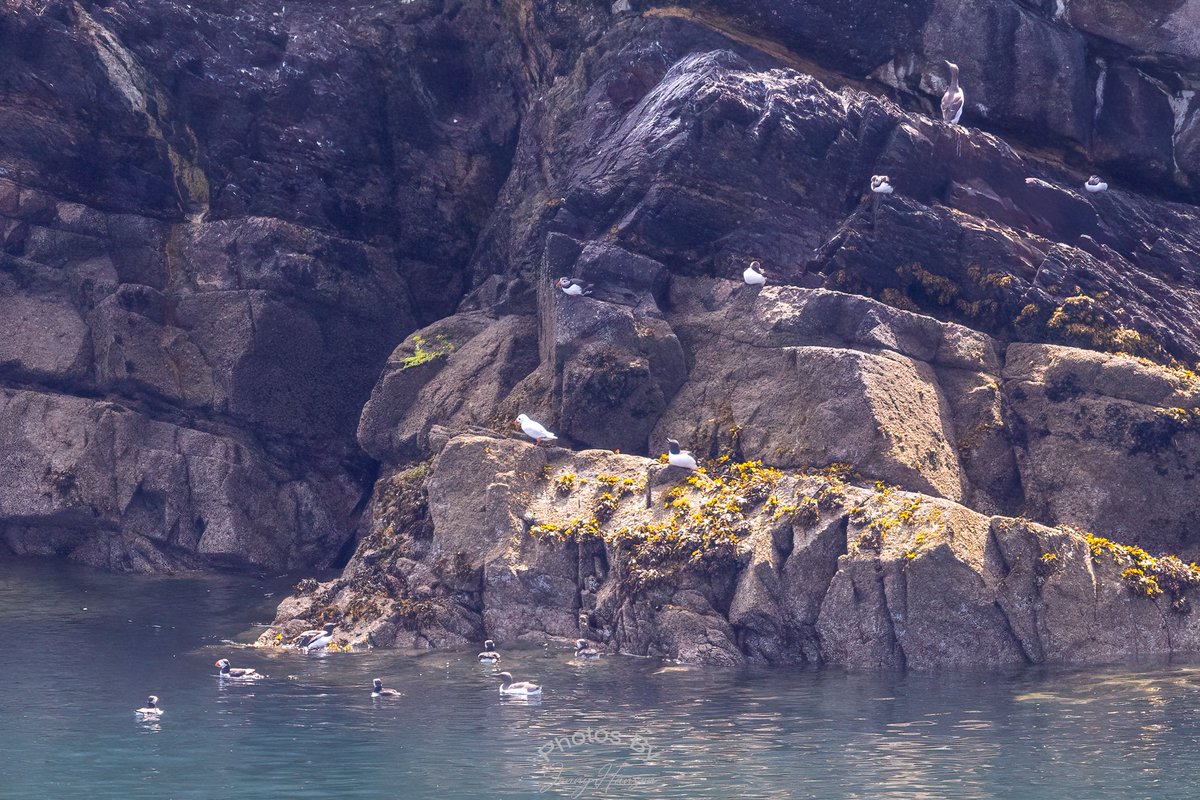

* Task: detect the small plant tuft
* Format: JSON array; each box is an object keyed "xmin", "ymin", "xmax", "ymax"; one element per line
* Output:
[{"xmin": 400, "ymin": 334, "xmax": 454, "ymax": 369}]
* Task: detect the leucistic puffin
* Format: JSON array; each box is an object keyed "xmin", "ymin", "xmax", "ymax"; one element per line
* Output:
[
  {"xmin": 292, "ymin": 622, "xmax": 335, "ymax": 653},
  {"xmin": 941, "ymin": 61, "xmax": 965, "ymax": 124},
  {"xmin": 214, "ymin": 659, "xmax": 263, "ymax": 680},
  {"xmin": 516, "ymin": 414, "xmax": 558, "ymax": 445},
  {"xmin": 870, "ymin": 175, "xmax": 894, "ymax": 194},
  {"xmin": 478, "ymin": 640, "xmax": 501, "ymax": 664},
  {"xmin": 556, "ymin": 277, "xmax": 593, "ymax": 296},
  {"xmin": 136, "ymin": 695, "xmax": 163, "ymax": 719},
  {"xmin": 574, "ymin": 639, "xmax": 600, "ymax": 660},
  {"xmin": 666, "ymin": 438, "xmax": 698, "ymax": 470},
  {"xmin": 372, "ymin": 678, "xmax": 402, "ymax": 698},
  {"xmin": 495, "ymin": 671, "xmax": 542, "ymax": 697},
  {"xmin": 742, "ymin": 260, "xmax": 766, "ymax": 286},
  {"xmin": 1085, "ymin": 176, "xmax": 1108, "ymax": 193}
]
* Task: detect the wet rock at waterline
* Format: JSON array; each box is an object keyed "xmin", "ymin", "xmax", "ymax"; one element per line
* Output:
[{"xmin": 261, "ymin": 431, "xmax": 1200, "ymax": 669}]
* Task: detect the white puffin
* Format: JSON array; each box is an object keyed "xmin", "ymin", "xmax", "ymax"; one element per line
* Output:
[
  {"xmin": 135, "ymin": 695, "xmax": 163, "ymax": 720},
  {"xmin": 1085, "ymin": 176, "xmax": 1108, "ymax": 193},
  {"xmin": 742, "ymin": 260, "xmax": 766, "ymax": 286},
  {"xmin": 478, "ymin": 640, "xmax": 501, "ymax": 664},
  {"xmin": 494, "ymin": 671, "xmax": 542, "ymax": 697},
  {"xmin": 666, "ymin": 438, "xmax": 698, "ymax": 471},
  {"xmin": 516, "ymin": 413, "xmax": 558, "ymax": 445},
  {"xmin": 870, "ymin": 175, "xmax": 894, "ymax": 195},
  {"xmin": 941, "ymin": 61, "xmax": 965, "ymax": 125},
  {"xmin": 372, "ymin": 678, "xmax": 402, "ymax": 698},
  {"xmin": 291, "ymin": 622, "xmax": 335, "ymax": 653},
  {"xmin": 214, "ymin": 659, "xmax": 263, "ymax": 680},
  {"xmin": 556, "ymin": 277, "xmax": 593, "ymax": 296}
]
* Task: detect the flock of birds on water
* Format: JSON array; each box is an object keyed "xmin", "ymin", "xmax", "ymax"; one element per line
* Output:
[
  {"xmin": 134, "ymin": 634, "xmax": 599, "ymax": 720},
  {"xmin": 136, "ymin": 60, "xmax": 1120, "ymax": 725}
]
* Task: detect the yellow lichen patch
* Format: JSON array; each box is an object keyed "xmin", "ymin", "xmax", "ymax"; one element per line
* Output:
[
  {"xmin": 553, "ymin": 472, "xmax": 582, "ymax": 496},
  {"xmin": 1083, "ymin": 531, "xmax": 1200, "ymax": 609},
  {"xmin": 846, "ymin": 484, "xmax": 944, "ymax": 554}
]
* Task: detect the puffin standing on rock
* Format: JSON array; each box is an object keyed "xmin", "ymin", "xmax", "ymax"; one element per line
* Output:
[
  {"xmin": 516, "ymin": 414, "xmax": 558, "ymax": 445},
  {"xmin": 214, "ymin": 659, "xmax": 263, "ymax": 680},
  {"xmin": 940, "ymin": 61, "xmax": 965, "ymax": 125},
  {"xmin": 1085, "ymin": 176, "xmax": 1108, "ymax": 193},
  {"xmin": 666, "ymin": 439, "xmax": 698, "ymax": 471},
  {"xmin": 292, "ymin": 622, "xmax": 335, "ymax": 653},
  {"xmin": 556, "ymin": 277, "xmax": 593, "ymax": 296},
  {"xmin": 742, "ymin": 260, "xmax": 766, "ymax": 286},
  {"xmin": 870, "ymin": 175, "xmax": 894, "ymax": 195},
  {"xmin": 478, "ymin": 640, "xmax": 501, "ymax": 664}
]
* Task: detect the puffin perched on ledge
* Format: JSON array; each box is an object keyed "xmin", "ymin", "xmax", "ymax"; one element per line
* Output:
[
  {"xmin": 292, "ymin": 623, "xmax": 335, "ymax": 653},
  {"xmin": 666, "ymin": 439, "xmax": 698, "ymax": 471}
]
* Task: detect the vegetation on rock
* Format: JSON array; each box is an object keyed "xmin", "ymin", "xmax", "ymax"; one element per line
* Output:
[{"xmin": 399, "ymin": 334, "xmax": 455, "ymax": 370}]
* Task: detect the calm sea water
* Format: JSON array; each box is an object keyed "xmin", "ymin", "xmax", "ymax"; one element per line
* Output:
[{"xmin": 3, "ymin": 557, "xmax": 1200, "ymax": 799}]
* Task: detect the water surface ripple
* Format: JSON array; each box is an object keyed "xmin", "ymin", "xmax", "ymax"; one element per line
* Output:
[{"xmin": 3, "ymin": 558, "xmax": 1198, "ymax": 799}]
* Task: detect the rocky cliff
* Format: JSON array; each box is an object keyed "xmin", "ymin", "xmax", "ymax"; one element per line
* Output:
[{"xmin": 4, "ymin": 0, "xmax": 1200, "ymax": 666}]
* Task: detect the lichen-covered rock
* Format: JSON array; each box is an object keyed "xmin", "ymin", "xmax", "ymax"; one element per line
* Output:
[
  {"xmin": 1003, "ymin": 343, "xmax": 1200, "ymax": 554},
  {"xmin": 261, "ymin": 432, "xmax": 1200, "ymax": 669}
]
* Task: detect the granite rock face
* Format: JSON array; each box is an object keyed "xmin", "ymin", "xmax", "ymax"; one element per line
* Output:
[
  {"xmin": 0, "ymin": 0, "xmax": 568, "ymax": 569},
  {"xmin": 5, "ymin": 0, "xmax": 1200, "ymax": 669},
  {"xmin": 261, "ymin": 432, "xmax": 1200, "ymax": 669}
]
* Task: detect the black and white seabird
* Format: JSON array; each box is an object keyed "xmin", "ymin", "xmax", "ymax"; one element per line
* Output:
[
  {"xmin": 494, "ymin": 671, "xmax": 542, "ymax": 696},
  {"xmin": 1085, "ymin": 176, "xmax": 1108, "ymax": 193},
  {"xmin": 870, "ymin": 175, "xmax": 894, "ymax": 195},
  {"xmin": 516, "ymin": 414, "xmax": 558, "ymax": 445},
  {"xmin": 574, "ymin": 639, "xmax": 600, "ymax": 660},
  {"xmin": 136, "ymin": 695, "xmax": 163, "ymax": 719},
  {"xmin": 742, "ymin": 260, "xmax": 766, "ymax": 286},
  {"xmin": 556, "ymin": 277, "xmax": 593, "ymax": 296},
  {"xmin": 941, "ymin": 61, "xmax": 965, "ymax": 125},
  {"xmin": 372, "ymin": 678, "xmax": 402, "ymax": 698},
  {"xmin": 292, "ymin": 622, "xmax": 335, "ymax": 653},
  {"xmin": 478, "ymin": 640, "xmax": 501, "ymax": 664},
  {"xmin": 214, "ymin": 659, "xmax": 263, "ymax": 680},
  {"xmin": 666, "ymin": 438, "xmax": 698, "ymax": 471}
]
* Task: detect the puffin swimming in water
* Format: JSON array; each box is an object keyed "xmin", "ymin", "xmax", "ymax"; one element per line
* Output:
[
  {"xmin": 742, "ymin": 260, "xmax": 766, "ymax": 286},
  {"xmin": 941, "ymin": 61, "xmax": 965, "ymax": 125},
  {"xmin": 556, "ymin": 277, "xmax": 593, "ymax": 296},
  {"xmin": 870, "ymin": 175, "xmax": 894, "ymax": 195},
  {"xmin": 135, "ymin": 695, "xmax": 163, "ymax": 720},
  {"xmin": 1085, "ymin": 176, "xmax": 1108, "ymax": 193},
  {"xmin": 478, "ymin": 640, "xmax": 501, "ymax": 664},
  {"xmin": 516, "ymin": 414, "xmax": 558, "ymax": 445},
  {"xmin": 214, "ymin": 659, "xmax": 263, "ymax": 680},
  {"xmin": 666, "ymin": 438, "xmax": 698, "ymax": 471},
  {"xmin": 372, "ymin": 678, "xmax": 402, "ymax": 698},
  {"xmin": 574, "ymin": 639, "xmax": 600, "ymax": 660},
  {"xmin": 292, "ymin": 622, "xmax": 335, "ymax": 653},
  {"xmin": 494, "ymin": 671, "xmax": 542, "ymax": 697}
]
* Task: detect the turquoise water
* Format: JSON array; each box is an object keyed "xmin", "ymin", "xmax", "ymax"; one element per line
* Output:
[{"xmin": 4, "ymin": 557, "xmax": 1200, "ymax": 799}]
